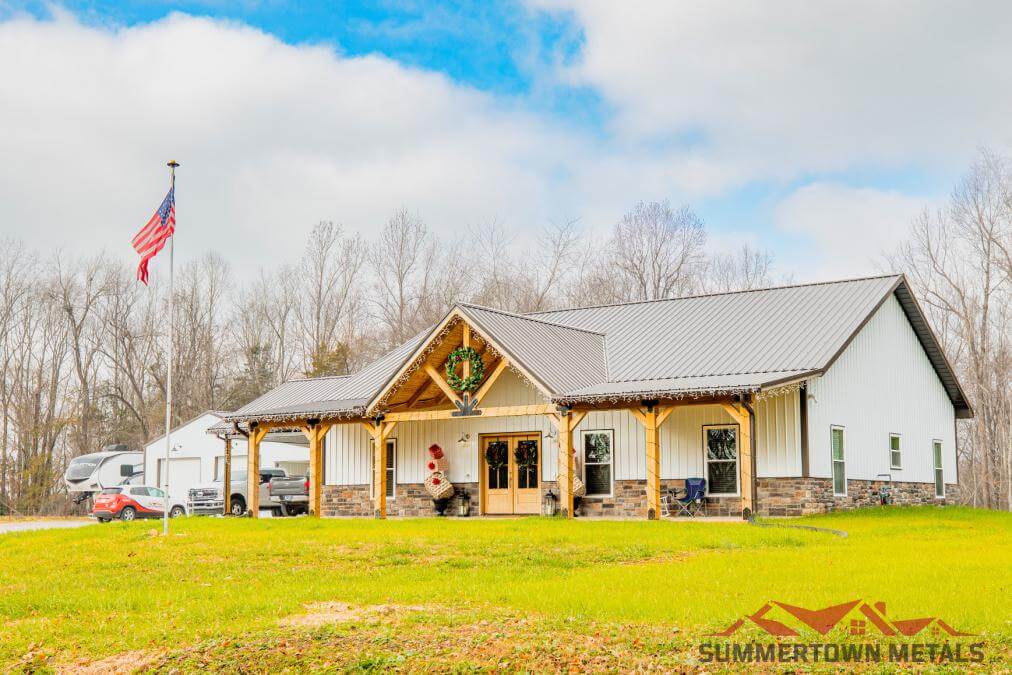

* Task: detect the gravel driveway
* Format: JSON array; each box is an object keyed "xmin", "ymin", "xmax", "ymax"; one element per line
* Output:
[{"xmin": 0, "ymin": 519, "xmax": 94, "ymax": 534}]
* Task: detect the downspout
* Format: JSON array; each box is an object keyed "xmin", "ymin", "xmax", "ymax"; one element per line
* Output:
[{"xmin": 742, "ymin": 395, "xmax": 758, "ymax": 520}]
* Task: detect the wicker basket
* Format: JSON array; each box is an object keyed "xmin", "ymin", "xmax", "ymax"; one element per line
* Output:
[
  {"xmin": 572, "ymin": 475, "xmax": 586, "ymax": 498},
  {"xmin": 424, "ymin": 471, "xmax": 455, "ymax": 500},
  {"xmin": 426, "ymin": 456, "xmax": 450, "ymax": 473}
]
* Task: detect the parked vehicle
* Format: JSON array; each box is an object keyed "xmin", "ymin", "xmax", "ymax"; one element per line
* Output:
[
  {"xmin": 64, "ymin": 445, "xmax": 143, "ymax": 504},
  {"xmin": 91, "ymin": 485, "xmax": 187, "ymax": 522},
  {"xmin": 188, "ymin": 468, "xmax": 290, "ymax": 516},
  {"xmin": 269, "ymin": 475, "xmax": 310, "ymax": 516}
]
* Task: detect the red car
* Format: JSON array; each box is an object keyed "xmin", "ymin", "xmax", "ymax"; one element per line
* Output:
[{"xmin": 92, "ymin": 485, "xmax": 188, "ymax": 522}]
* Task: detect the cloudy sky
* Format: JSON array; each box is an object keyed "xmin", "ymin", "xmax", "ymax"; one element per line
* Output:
[{"xmin": 2, "ymin": 1, "xmax": 1011, "ymax": 281}]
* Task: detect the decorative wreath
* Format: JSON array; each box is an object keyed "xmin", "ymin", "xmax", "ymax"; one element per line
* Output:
[
  {"xmin": 485, "ymin": 444, "xmax": 508, "ymax": 471},
  {"xmin": 445, "ymin": 346, "xmax": 485, "ymax": 393},
  {"xmin": 514, "ymin": 442, "xmax": 538, "ymax": 468}
]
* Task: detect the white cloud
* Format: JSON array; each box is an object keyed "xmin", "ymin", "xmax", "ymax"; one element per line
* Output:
[
  {"xmin": 0, "ymin": 12, "xmax": 595, "ymax": 272},
  {"xmin": 529, "ymin": 0, "xmax": 1012, "ymax": 192},
  {"xmin": 773, "ymin": 182, "xmax": 931, "ymax": 279}
]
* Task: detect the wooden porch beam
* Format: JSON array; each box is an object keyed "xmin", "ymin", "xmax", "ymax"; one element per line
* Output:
[
  {"xmin": 365, "ymin": 420, "xmax": 398, "ymax": 518},
  {"xmin": 385, "ymin": 403, "xmax": 556, "ymax": 423},
  {"xmin": 424, "ymin": 364, "xmax": 463, "ymax": 407},
  {"xmin": 299, "ymin": 421, "xmax": 332, "ymax": 517},
  {"xmin": 222, "ymin": 437, "xmax": 232, "ymax": 516}
]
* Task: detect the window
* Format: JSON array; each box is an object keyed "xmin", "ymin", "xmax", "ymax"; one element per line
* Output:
[
  {"xmin": 385, "ymin": 439, "xmax": 396, "ymax": 499},
  {"xmin": 149, "ymin": 487, "xmax": 165, "ymax": 499},
  {"xmin": 129, "ymin": 487, "xmax": 149, "ymax": 496},
  {"xmin": 370, "ymin": 439, "xmax": 396, "ymax": 499},
  {"xmin": 831, "ymin": 427, "xmax": 846, "ymax": 496},
  {"xmin": 515, "ymin": 439, "xmax": 538, "ymax": 490},
  {"xmin": 889, "ymin": 434, "xmax": 902, "ymax": 470},
  {"xmin": 581, "ymin": 430, "xmax": 614, "ymax": 497},
  {"xmin": 933, "ymin": 440, "xmax": 944, "ymax": 498},
  {"xmin": 703, "ymin": 425, "xmax": 738, "ymax": 496}
]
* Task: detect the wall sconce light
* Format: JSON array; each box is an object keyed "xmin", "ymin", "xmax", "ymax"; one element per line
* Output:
[{"xmin": 457, "ymin": 433, "xmax": 471, "ymax": 448}]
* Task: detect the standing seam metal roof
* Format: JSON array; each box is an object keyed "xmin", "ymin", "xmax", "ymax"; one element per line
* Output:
[{"xmin": 222, "ymin": 274, "xmax": 971, "ymax": 421}]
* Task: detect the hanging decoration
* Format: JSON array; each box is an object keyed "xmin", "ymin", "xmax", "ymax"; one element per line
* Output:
[
  {"xmin": 445, "ymin": 346, "xmax": 485, "ymax": 393},
  {"xmin": 424, "ymin": 444, "xmax": 455, "ymax": 500},
  {"xmin": 485, "ymin": 443, "xmax": 508, "ymax": 471},
  {"xmin": 514, "ymin": 441, "xmax": 537, "ymax": 468}
]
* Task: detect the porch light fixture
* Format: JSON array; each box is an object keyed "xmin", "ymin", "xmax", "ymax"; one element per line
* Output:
[
  {"xmin": 457, "ymin": 488, "xmax": 471, "ymax": 517},
  {"xmin": 542, "ymin": 489, "xmax": 558, "ymax": 517},
  {"xmin": 457, "ymin": 433, "xmax": 471, "ymax": 448}
]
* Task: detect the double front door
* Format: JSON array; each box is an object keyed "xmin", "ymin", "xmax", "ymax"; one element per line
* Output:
[{"xmin": 481, "ymin": 433, "xmax": 541, "ymax": 515}]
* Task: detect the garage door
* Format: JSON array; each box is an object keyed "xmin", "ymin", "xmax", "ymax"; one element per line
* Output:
[{"xmin": 157, "ymin": 458, "xmax": 202, "ymax": 503}]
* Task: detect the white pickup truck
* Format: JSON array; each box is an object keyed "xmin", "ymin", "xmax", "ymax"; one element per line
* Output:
[{"xmin": 188, "ymin": 468, "xmax": 290, "ymax": 517}]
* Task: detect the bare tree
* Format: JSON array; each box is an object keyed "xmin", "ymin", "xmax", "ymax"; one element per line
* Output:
[
  {"xmin": 890, "ymin": 149, "xmax": 1012, "ymax": 510},
  {"xmin": 608, "ymin": 201, "xmax": 707, "ymax": 301},
  {"xmin": 704, "ymin": 244, "xmax": 780, "ymax": 293},
  {"xmin": 297, "ymin": 221, "xmax": 366, "ymax": 377}
]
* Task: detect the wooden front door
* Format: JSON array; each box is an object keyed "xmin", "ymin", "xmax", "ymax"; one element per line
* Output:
[{"xmin": 481, "ymin": 433, "xmax": 541, "ymax": 515}]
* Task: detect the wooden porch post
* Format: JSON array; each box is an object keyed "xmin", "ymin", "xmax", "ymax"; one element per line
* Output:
[
  {"xmin": 557, "ymin": 412, "xmax": 573, "ymax": 518},
  {"xmin": 721, "ymin": 398, "xmax": 755, "ymax": 519},
  {"xmin": 629, "ymin": 402, "xmax": 674, "ymax": 520},
  {"xmin": 644, "ymin": 405, "xmax": 661, "ymax": 520},
  {"xmin": 363, "ymin": 418, "xmax": 397, "ymax": 519},
  {"xmin": 302, "ymin": 420, "xmax": 330, "ymax": 518},
  {"xmin": 222, "ymin": 437, "xmax": 231, "ymax": 516},
  {"xmin": 247, "ymin": 423, "xmax": 268, "ymax": 518}
]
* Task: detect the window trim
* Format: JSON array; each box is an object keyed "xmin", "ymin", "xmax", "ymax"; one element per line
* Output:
[
  {"xmin": 580, "ymin": 429, "xmax": 615, "ymax": 498},
  {"xmin": 889, "ymin": 433, "xmax": 902, "ymax": 470},
  {"xmin": 831, "ymin": 425, "xmax": 846, "ymax": 496},
  {"xmin": 370, "ymin": 438, "xmax": 397, "ymax": 500},
  {"xmin": 702, "ymin": 423, "xmax": 740, "ymax": 497},
  {"xmin": 932, "ymin": 439, "xmax": 944, "ymax": 499}
]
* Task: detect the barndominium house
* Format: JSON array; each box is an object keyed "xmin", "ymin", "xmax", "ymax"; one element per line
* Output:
[{"xmin": 209, "ymin": 274, "xmax": 971, "ymax": 520}]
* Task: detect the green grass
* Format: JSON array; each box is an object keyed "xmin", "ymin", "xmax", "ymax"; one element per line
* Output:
[{"xmin": 1, "ymin": 507, "xmax": 1009, "ymax": 671}]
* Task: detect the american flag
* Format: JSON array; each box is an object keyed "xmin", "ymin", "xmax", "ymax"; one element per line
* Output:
[{"xmin": 132, "ymin": 187, "xmax": 175, "ymax": 285}]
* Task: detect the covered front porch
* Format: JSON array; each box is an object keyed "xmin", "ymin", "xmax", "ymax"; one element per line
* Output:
[{"xmin": 224, "ymin": 310, "xmax": 772, "ymax": 521}]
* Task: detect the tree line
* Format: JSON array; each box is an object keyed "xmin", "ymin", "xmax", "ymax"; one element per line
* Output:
[{"xmin": 1, "ymin": 151, "xmax": 1008, "ymax": 513}]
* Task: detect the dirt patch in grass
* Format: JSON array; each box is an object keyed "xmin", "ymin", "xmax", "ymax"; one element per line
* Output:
[
  {"xmin": 280, "ymin": 601, "xmax": 429, "ymax": 627},
  {"xmin": 58, "ymin": 649, "xmax": 165, "ymax": 674}
]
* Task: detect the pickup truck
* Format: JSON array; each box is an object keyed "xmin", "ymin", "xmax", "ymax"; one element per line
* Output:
[
  {"xmin": 188, "ymin": 468, "xmax": 289, "ymax": 516},
  {"xmin": 268, "ymin": 475, "xmax": 310, "ymax": 516}
]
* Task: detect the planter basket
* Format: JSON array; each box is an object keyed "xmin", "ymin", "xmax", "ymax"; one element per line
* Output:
[
  {"xmin": 425, "ymin": 471, "xmax": 455, "ymax": 500},
  {"xmin": 426, "ymin": 456, "xmax": 450, "ymax": 473},
  {"xmin": 572, "ymin": 475, "xmax": 586, "ymax": 498}
]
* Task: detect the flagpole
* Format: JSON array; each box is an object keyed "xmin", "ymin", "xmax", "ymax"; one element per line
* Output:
[{"xmin": 163, "ymin": 160, "xmax": 178, "ymax": 536}]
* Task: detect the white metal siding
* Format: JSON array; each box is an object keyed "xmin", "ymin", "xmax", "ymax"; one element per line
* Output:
[
  {"xmin": 326, "ymin": 371, "xmax": 802, "ymax": 485},
  {"xmin": 807, "ymin": 295, "xmax": 957, "ymax": 484}
]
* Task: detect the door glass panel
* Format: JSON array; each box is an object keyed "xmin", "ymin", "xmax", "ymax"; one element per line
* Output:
[
  {"xmin": 486, "ymin": 441, "xmax": 509, "ymax": 489},
  {"xmin": 515, "ymin": 440, "xmax": 538, "ymax": 489}
]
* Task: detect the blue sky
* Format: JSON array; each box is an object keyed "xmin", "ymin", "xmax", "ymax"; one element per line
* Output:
[{"xmin": 1, "ymin": 1, "xmax": 1009, "ymax": 279}]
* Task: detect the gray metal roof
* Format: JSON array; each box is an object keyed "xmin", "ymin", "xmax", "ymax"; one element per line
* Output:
[
  {"xmin": 224, "ymin": 332, "xmax": 427, "ymax": 423},
  {"xmin": 224, "ymin": 274, "xmax": 971, "ymax": 420},
  {"xmin": 458, "ymin": 303, "xmax": 607, "ymax": 395}
]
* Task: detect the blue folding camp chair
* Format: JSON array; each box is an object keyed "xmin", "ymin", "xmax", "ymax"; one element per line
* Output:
[{"xmin": 673, "ymin": 478, "xmax": 706, "ymax": 517}]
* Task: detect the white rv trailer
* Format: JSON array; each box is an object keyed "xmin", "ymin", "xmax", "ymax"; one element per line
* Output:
[{"xmin": 64, "ymin": 447, "xmax": 144, "ymax": 504}]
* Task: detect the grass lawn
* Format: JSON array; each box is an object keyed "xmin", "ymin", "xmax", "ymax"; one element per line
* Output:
[{"xmin": 1, "ymin": 506, "xmax": 1009, "ymax": 672}]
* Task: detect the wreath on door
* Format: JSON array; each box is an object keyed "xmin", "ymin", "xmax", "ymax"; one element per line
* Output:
[
  {"xmin": 445, "ymin": 346, "xmax": 484, "ymax": 393},
  {"xmin": 514, "ymin": 441, "xmax": 537, "ymax": 468},
  {"xmin": 485, "ymin": 443, "xmax": 508, "ymax": 471}
]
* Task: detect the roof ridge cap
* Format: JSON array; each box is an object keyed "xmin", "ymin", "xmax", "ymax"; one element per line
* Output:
[
  {"xmin": 458, "ymin": 302, "xmax": 606, "ymax": 336},
  {"xmin": 527, "ymin": 274, "xmax": 902, "ymax": 316}
]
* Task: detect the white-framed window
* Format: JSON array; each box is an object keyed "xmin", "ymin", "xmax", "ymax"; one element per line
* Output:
[
  {"xmin": 889, "ymin": 433, "xmax": 902, "ymax": 470},
  {"xmin": 371, "ymin": 439, "xmax": 397, "ymax": 499},
  {"xmin": 581, "ymin": 429, "xmax": 614, "ymax": 497},
  {"xmin": 933, "ymin": 440, "xmax": 944, "ymax": 498},
  {"xmin": 703, "ymin": 424, "xmax": 739, "ymax": 496},
  {"xmin": 831, "ymin": 426, "xmax": 846, "ymax": 496}
]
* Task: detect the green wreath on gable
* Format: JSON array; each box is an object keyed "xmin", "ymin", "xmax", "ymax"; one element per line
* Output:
[{"xmin": 445, "ymin": 346, "xmax": 485, "ymax": 393}]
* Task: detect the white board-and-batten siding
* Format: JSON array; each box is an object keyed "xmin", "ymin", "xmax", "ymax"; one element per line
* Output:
[
  {"xmin": 806, "ymin": 294, "xmax": 956, "ymax": 485},
  {"xmin": 324, "ymin": 369, "xmax": 803, "ymax": 487}
]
